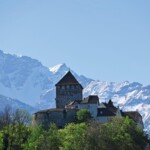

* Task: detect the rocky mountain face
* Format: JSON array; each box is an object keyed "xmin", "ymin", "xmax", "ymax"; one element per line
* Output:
[{"xmin": 0, "ymin": 50, "xmax": 150, "ymax": 135}]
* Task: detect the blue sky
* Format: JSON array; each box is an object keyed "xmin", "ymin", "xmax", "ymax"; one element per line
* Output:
[{"xmin": 0, "ymin": 0, "xmax": 150, "ymax": 85}]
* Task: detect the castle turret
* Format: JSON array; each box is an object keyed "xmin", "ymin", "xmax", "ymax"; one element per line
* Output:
[{"xmin": 55, "ymin": 71, "xmax": 83, "ymax": 108}]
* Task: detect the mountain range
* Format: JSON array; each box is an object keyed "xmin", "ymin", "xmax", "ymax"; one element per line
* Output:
[{"xmin": 0, "ymin": 50, "xmax": 150, "ymax": 135}]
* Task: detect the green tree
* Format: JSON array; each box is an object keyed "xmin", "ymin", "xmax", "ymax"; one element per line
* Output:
[
  {"xmin": 0, "ymin": 124, "xmax": 30, "ymax": 150},
  {"xmin": 83, "ymin": 120, "xmax": 103, "ymax": 150},
  {"xmin": 76, "ymin": 109, "xmax": 92, "ymax": 123},
  {"xmin": 83, "ymin": 117, "xmax": 148, "ymax": 150},
  {"xmin": 0, "ymin": 107, "xmax": 31, "ymax": 150},
  {"xmin": 59, "ymin": 123, "xmax": 87, "ymax": 150},
  {"xmin": 24, "ymin": 124, "xmax": 60, "ymax": 150},
  {"xmin": 24, "ymin": 125, "xmax": 44, "ymax": 150}
]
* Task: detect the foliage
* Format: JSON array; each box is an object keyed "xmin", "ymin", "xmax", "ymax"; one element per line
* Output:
[
  {"xmin": 76, "ymin": 109, "xmax": 92, "ymax": 123},
  {"xmin": 83, "ymin": 117, "xmax": 148, "ymax": 150},
  {"xmin": 0, "ymin": 124, "xmax": 30, "ymax": 150},
  {"xmin": 0, "ymin": 106, "xmax": 148, "ymax": 150},
  {"xmin": 0, "ymin": 106, "xmax": 31, "ymax": 150},
  {"xmin": 59, "ymin": 123, "xmax": 87, "ymax": 150},
  {"xmin": 24, "ymin": 124, "xmax": 60, "ymax": 150}
]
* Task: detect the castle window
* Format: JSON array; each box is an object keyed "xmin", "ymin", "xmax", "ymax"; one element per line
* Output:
[
  {"xmin": 67, "ymin": 85, "xmax": 70, "ymax": 89},
  {"xmin": 76, "ymin": 85, "xmax": 81, "ymax": 89},
  {"xmin": 62, "ymin": 86, "xmax": 65, "ymax": 89}
]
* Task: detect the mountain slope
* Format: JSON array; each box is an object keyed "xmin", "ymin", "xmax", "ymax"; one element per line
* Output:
[
  {"xmin": 83, "ymin": 80, "xmax": 150, "ymax": 134},
  {"xmin": 0, "ymin": 50, "xmax": 150, "ymax": 135},
  {"xmin": 0, "ymin": 50, "xmax": 92, "ymax": 108},
  {"xmin": 0, "ymin": 94, "xmax": 37, "ymax": 113},
  {"xmin": 0, "ymin": 50, "xmax": 54, "ymax": 106}
]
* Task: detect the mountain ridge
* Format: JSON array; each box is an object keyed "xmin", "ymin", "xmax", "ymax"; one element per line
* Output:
[{"xmin": 0, "ymin": 50, "xmax": 150, "ymax": 135}]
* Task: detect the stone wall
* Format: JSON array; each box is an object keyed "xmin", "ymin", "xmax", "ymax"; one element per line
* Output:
[
  {"xmin": 56, "ymin": 85, "xmax": 82, "ymax": 108},
  {"xmin": 32, "ymin": 108, "xmax": 77, "ymax": 128}
]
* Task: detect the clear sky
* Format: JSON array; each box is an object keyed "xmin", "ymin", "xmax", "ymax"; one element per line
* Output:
[{"xmin": 0, "ymin": 0, "xmax": 150, "ymax": 85}]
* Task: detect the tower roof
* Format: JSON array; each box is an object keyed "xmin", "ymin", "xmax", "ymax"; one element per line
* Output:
[
  {"xmin": 55, "ymin": 71, "xmax": 83, "ymax": 88},
  {"xmin": 80, "ymin": 95, "xmax": 99, "ymax": 104}
]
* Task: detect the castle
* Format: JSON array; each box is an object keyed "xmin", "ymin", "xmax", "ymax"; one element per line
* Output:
[{"xmin": 32, "ymin": 71, "xmax": 143, "ymax": 128}]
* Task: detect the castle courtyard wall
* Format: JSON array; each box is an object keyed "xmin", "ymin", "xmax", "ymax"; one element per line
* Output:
[{"xmin": 32, "ymin": 109, "xmax": 77, "ymax": 128}]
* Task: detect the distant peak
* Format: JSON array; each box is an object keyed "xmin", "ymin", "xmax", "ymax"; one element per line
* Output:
[
  {"xmin": 49, "ymin": 63, "xmax": 69, "ymax": 73},
  {"xmin": 0, "ymin": 49, "xmax": 17, "ymax": 56}
]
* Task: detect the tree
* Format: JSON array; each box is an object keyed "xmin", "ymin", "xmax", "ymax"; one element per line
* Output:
[
  {"xmin": 59, "ymin": 123, "xmax": 87, "ymax": 150},
  {"xmin": 0, "ymin": 105, "xmax": 13, "ymax": 130},
  {"xmin": 24, "ymin": 124, "xmax": 60, "ymax": 150},
  {"xmin": 0, "ymin": 124, "xmax": 30, "ymax": 150},
  {"xmin": 12, "ymin": 109, "xmax": 31, "ymax": 125},
  {"xmin": 0, "ymin": 106, "xmax": 31, "ymax": 130},
  {"xmin": 0, "ymin": 106, "xmax": 31, "ymax": 150},
  {"xmin": 76, "ymin": 109, "xmax": 92, "ymax": 123},
  {"xmin": 82, "ymin": 117, "xmax": 148, "ymax": 150}
]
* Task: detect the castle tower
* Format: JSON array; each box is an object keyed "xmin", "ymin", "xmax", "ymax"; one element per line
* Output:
[{"xmin": 55, "ymin": 71, "xmax": 83, "ymax": 108}]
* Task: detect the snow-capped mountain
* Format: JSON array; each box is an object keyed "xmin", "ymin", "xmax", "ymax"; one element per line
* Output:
[
  {"xmin": 0, "ymin": 49, "xmax": 150, "ymax": 135},
  {"xmin": 83, "ymin": 80, "xmax": 150, "ymax": 134},
  {"xmin": 0, "ymin": 94, "xmax": 37, "ymax": 113},
  {"xmin": 0, "ymin": 50, "xmax": 92, "ymax": 109},
  {"xmin": 0, "ymin": 50, "xmax": 54, "ymax": 106}
]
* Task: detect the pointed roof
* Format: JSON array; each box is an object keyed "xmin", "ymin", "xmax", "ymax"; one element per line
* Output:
[
  {"xmin": 122, "ymin": 111, "xmax": 142, "ymax": 123},
  {"xmin": 55, "ymin": 71, "xmax": 83, "ymax": 88},
  {"xmin": 102, "ymin": 100, "xmax": 117, "ymax": 113},
  {"xmin": 80, "ymin": 95, "xmax": 99, "ymax": 104}
]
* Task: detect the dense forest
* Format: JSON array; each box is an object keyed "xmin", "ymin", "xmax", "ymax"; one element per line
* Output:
[{"xmin": 0, "ymin": 107, "xmax": 148, "ymax": 150}]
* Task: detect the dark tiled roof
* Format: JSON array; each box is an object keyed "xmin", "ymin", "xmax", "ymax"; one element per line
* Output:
[
  {"xmin": 122, "ymin": 111, "xmax": 142, "ymax": 123},
  {"xmin": 55, "ymin": 71, "xmax": 83, "ymax": 88},
  {"xmin": 80, "ymin": 95, "xmax": 99, "ymax": 104},
  {"xmin": 97, "ymin": 108, "xmax": 116, "ymax": 116},
  {"xmin": 102, "ymin": 100, "xmax": 117, "ymax": 113},
  {"xmin": 103, "ymin": 99, "xmax": 114, "ymax": 107}
]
